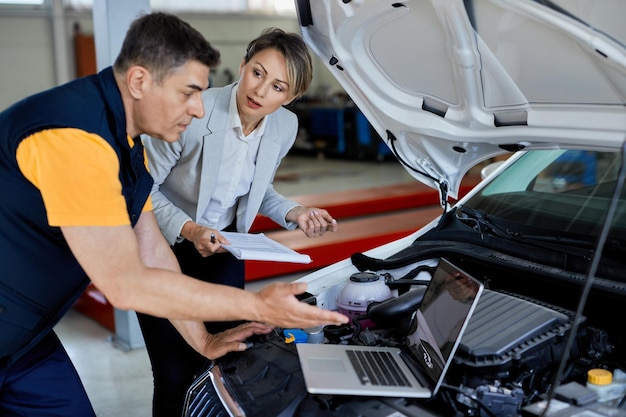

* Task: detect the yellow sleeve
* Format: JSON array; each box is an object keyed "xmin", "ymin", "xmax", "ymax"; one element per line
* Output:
[
  {"xmin": 16, "ymin": 128, "xmax": 132, "ymax": 226},
  {"xmin": 142, "ymin": 144, "xmax": 153, "ymax": 212}
]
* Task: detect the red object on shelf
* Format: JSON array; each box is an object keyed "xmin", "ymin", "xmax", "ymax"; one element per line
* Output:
[
  {"xmin": 72, "ymin": 284, "xmax": 115, "ymax": 332},
  {"xmin": 249, "ymin": 179, "xmax": 478, "ymax": 233}
]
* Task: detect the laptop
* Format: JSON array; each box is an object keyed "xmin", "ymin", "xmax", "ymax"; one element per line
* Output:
[{"xmin": 296, "ymin": 257, "xmax": 484, "ymax": 398}]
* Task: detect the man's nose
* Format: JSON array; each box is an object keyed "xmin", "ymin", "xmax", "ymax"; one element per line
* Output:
[{"xmin": 190, "ymin": 94, "xmax": 205, "ymax": 118}]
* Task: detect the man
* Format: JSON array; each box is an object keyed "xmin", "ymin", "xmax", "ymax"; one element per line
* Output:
[{"xmin": 0, "ymin": 12, "xmax": 347, "ymax": 416}]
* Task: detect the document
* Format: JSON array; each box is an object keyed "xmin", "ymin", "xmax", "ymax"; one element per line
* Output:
[{"xmin": 219, "ymin": 232, "xmax": 312, "ymax": 264}]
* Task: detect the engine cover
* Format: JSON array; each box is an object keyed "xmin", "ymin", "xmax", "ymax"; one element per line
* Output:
[{"xmin": 450, "ymin": 289, "xmax": 579, "ymax": 388}]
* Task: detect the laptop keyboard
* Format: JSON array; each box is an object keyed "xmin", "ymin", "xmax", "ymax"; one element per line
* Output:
[{"xmin": 346, "ymin": 349, "xmax": 411, "ymax": 387}]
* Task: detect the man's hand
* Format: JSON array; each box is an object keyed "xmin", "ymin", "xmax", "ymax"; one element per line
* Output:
[
  {"xmin": 199, "ymin": 322, "xmax": 274, "ymax": 360},
  {"xmin": 254, "ymin": 281, "xmax": 348, "ymax": 329},
  {"xmin": 286, "ymin": 206, "xmax": 338, "ymax": 237}
]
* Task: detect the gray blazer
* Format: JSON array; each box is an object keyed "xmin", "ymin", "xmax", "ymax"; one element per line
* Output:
[{"xmin": 142, "ymin": 83, "xmax": 300, "ymax": 245}]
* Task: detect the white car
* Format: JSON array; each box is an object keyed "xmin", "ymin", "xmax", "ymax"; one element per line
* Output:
[{"xmin": 184, "ymin": 1, "xmax": 626, "ymax": 416}]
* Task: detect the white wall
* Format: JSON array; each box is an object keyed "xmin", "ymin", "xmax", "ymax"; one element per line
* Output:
[
  {"xmin": 0, "ymin": 11, "xmax": 343, "ymax": 111},
  {"xmin": 0, "ymin": 14, "xmax": 58, "ymax": 109}
]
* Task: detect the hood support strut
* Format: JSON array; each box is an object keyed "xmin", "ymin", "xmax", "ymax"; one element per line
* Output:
[{"xmin": 387, "ymin": 130, "xmax": 449, "ymax": 211}]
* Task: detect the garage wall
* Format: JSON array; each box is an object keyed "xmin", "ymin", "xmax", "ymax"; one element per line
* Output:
[
  {"xmin": 0, "ymin": 11, "xmax": 343, "ymax": 111},
  {"xmin": 0, "ymin": 14, "xmax": 57, "ymax": 110}
]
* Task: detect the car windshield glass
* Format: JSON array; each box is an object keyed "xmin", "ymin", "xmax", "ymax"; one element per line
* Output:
[{"xmin": 464, "ymin": 150, "xmax": 626, "ymax": 243}]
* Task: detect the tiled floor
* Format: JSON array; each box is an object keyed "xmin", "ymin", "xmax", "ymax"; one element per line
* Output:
[{"xmin": 54, "ymin": 155, "xmax": 417, "ymax": 417}]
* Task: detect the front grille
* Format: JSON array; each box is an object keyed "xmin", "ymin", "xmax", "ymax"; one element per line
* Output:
[{"xmin": 183, "ymin": 364, "xmax": 234, "ymax": 417}]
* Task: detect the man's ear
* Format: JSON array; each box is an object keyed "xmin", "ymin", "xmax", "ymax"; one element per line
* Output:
[{"xmin": 127, "ymin": 66, "xmax": 150, "ymax": 99}]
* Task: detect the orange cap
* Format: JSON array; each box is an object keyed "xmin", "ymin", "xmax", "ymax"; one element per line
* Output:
[{"xmin": 588, "ymin": 369, "xmax": 613, "ymax": 385}]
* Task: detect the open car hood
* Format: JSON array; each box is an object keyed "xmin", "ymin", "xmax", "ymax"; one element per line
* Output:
[{"xmin": 296, "ymin": 0, "xmax": 626, "ymax": 199}]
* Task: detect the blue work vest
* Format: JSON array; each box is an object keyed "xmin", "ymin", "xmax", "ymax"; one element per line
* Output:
[{"xmin": 0, "ymin": 67, "xmax": 153, "ymax": 365}]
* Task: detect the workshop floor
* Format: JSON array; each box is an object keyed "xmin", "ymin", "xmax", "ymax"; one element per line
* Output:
[{"xmin": 54, "ymin": 154, "xmax": 419, "ymax": 417}]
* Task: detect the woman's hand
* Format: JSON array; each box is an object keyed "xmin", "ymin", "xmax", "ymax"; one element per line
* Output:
[
  {"xmin": 286, "ymin": 206, "xmax": 338, "ymax": 237},
  {"xmin": 181, "ymin": 222, "xmax": 230, "ymax": 257}
]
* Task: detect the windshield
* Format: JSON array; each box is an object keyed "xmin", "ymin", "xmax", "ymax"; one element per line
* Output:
[{"xmin": 465, "ymin": 150, "xmax": 625, "ymax": 243}]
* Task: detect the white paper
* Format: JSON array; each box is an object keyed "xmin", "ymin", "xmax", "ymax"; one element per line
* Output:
[{"xmin": 219, "ymin": 232, "xmax": 312, "ymax": 264}]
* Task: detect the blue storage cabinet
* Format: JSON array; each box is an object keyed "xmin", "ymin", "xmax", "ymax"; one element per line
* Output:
[
  {"xmin": 309, "ymin": 107, "xmax": 347, "ymax": 154},
  {"xmin": 554, "ymin": 150, "xmax": 596, "ymax": 186},
  {"xmin": 354, "ymin": 108, "xmax": 392, "ymax": 160},
  {"xmin": 302, "ymin": 104, "xmax": 392, "ymax": 160}
]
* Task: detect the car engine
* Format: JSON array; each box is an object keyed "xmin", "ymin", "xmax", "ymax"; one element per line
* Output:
[{"xmin": 184, "ymin": 254, "xmax": 624, "ymax": 417}]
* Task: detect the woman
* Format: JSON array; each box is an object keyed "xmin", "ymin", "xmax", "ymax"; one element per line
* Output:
[{"xmin": 139, "ymin": 28, "xmax": 338, "ymax": 417}]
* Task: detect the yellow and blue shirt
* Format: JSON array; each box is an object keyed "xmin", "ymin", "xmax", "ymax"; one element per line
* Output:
[{"xmin": 0, "ymin": 66, "xmax": 153, "ymax": 364}]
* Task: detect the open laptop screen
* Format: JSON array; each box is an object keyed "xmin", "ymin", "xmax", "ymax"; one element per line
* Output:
[{"xmin": 405, "ymin": 258, "xmax": 482, "ymax": 386}]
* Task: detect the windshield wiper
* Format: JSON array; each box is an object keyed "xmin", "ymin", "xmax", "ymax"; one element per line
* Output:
[
  {"xmin": 518, "ymin": 234, "xmax": 596, "ymax": 249},
  {"xmin": 455, "ymin": 206, "xmax": 519, "ymax": 240},
  {"xmin": 455, "ymin": 206, "xmax": 607, "ymax": 258}
]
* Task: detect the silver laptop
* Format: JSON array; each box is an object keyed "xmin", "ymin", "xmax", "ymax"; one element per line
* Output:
[{"xmin": 296, "ymin": 258, "xmax": 484, "ymax": 398}]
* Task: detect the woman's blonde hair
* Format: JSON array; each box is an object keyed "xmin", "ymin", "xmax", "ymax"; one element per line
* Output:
[{"xmin": 244, "ymin": 27, "xmax": 313, "ymax": 98}]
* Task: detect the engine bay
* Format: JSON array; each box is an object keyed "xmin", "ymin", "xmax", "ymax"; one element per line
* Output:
[{"xmin": 185, "ymin": 251, "xmax": 626, "ymax": 417}]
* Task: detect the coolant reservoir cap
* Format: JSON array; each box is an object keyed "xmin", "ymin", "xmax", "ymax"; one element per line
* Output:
[
  {"xmin": 350, "ymin": 272, "xmax": 380, "ymax": 283},
  {"xmin": 588, "ymin": 368, "xmax": 613, "ymax": 385}
]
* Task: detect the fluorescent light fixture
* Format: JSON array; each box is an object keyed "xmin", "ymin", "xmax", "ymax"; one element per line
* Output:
[{"xmin": 0, "ymin": 0, "xmax": 45, "ymax": 4}]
